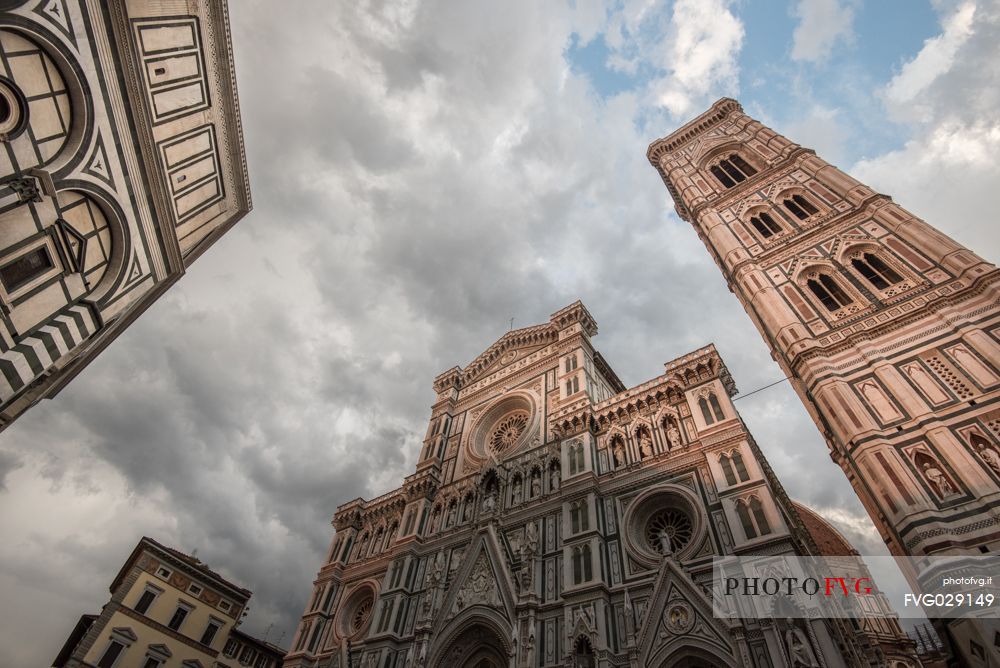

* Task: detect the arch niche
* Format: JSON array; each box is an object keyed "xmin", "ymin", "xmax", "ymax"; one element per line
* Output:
[{"xmin": 653, "ymin": 642, "xmax": 738, "ymax": 668}]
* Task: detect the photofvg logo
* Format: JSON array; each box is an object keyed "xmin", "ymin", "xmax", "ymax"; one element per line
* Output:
[{"xmin": 712, "ymin": 555, "xmax": 1000, "ymax": 620}]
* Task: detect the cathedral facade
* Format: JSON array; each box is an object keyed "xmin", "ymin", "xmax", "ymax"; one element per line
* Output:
[
  {"xmin": 284, "ymin": 302, "xmax": 916, "ymax": 668},
  {"xmin": 0, "ymin": 0, "xmax": 249, "ymax": 431},
  {"xmin": 647, "ymin": 99, "xmax": 1000, "ymax": 664}
]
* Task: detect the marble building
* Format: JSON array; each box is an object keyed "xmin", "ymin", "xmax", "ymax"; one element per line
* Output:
[
  {"xmin": 284, "ymin": 302, "xmax": 918, "ymax": 668},
  {"xmin": 647, "ymin": 98, "xmax": 1000, "ymax": 665},
  {"xmin": 0, "ymin": 0, "xmax": 249, "ymax": 431}
]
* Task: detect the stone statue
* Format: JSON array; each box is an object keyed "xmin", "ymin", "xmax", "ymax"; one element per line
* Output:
[
  {"xmin": 657, "ymin": 528, "xmax": 673, "ymax": 556},
  {"xmin": 463, "ymin": 498, "xmax": 473, "ymax": 521},
  {"xmin": 639, "ymin": 433, "xmax": 654, "ymax": 458},
  {"xmin": 446, "ymin": 502, "xmax": 457, "ymax": 526},
  {"xmin": 512, "ymin": 478, "xmax": 522, "ymax": 505},
  {"xmin": 612, "ymin": 441, "xmax": 625, "ymax": 467},
  {"xmin": 483, "ymin": 490, "xmax": 495, "ymax": 513},
  {"xmin": 430, "ymin": 509, "xmax": 441, "ymax": 533},
  {"xmin": 431, "ymin": 551, "xmax": 446, "ymax": 586},
  {"xmin": 978, "ymin": 444, "xmax": 1000, "ymax": 476},
  {"xmin": 666, "ymin": 422, "xmax": 681, "ymax": 449},
  {"xmin": 922, "ymin": 461, "xmax": 957, "ymax": 497},
  {"xmin": 524, "ymin": 521, "xmax": 539, "ymax": 559},
  {"xmin": 784, "ymin": 624, "xmax": 819, "ymax": 667},
  {"xmin": 550, "ymin": 466, "xmax": 560, "ymax": 490},
  {"xmin": 531, "ymin": 471, "xmax": 541, "ymax": 497}
]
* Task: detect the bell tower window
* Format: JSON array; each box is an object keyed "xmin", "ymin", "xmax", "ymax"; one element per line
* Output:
[
  {"xmin": 851, "ymin": 253, "xmax": 903, "ymax": 290},
  {"xmin": 807, "ymin": 274, "xmax": 853, "ymax": 312},
  {"xmin": 782, "ymin": 194, "xmax": 819, "ymax": 220},
  {"xmin": 709, "ymin": 154, "xmax": 757, "ymax": 189},
  {"xmin": 748, "ymin": 212, "xmax": 782, "ymax": 238}
]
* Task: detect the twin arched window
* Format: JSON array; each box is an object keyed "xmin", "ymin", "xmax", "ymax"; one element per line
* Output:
[
  {"xmin": 807, "ymin": 273, "xmax": 853, "ymax": 312},
  {"xmin": 735, "ymin": 496, "xmax": 772, "ymax": 539},
  {"xmin": 571, "ymin": 544, "xmax": 593, "ymax": 584},
  {"xmin": 851, "ymin": 253, "xmax": 903, "ymax": 290},
  {"xmin": 568, "ymin": 442, "xmax": 585, "ymax": 475},
  {"xmin": 570, "ymin": 500, "xmax": 590, "ymax": 533},
  {"xmin": 710, "ymin": 154, "xmax": 757, "ymax": 189},
  {"xmin": 699, "ymin": 392, "xmax": 726, "ymax": 425},
  {"xmin": 748, "ymin": 211, "xmax": 783, "ymax": 239},
  {"xmin": 720, "ymin": 449, "xmax": 750, "ymax": 486},
  {"xmin": 782, "ymin": 193, "xmax": 819, "ymax": 220}
]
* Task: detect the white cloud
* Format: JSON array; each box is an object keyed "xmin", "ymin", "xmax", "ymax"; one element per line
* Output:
[
  {"xmin": 790, "ymin": 0, "xmax": 856, "ymax": 63},
  {"xmin": 883, "ymin": 1, "xmax": 976, "ymax": 120}
]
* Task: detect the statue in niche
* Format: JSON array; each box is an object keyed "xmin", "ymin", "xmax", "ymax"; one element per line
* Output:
[
  {"xmin": 463, "ymin": 497, "xmax": 473, "ymax": 522},
  {"xmin": 639, "ymin": 432, "xmax": 654, "ymax": 458},
  {"xmin": 612, "ymin": 440, "xmax": 625, "ymax": 467},
  {"xmin": 446, "ymin": 502, "xmax": 457, "ymax": 527},
  {"xmin": 921, "ymin": 460, "xmax": 957, "ymax": 498},
  {"xmin": 524, "ymin": 632, "xmax": 536, "ymax": 665},
  {"xmin": 482, "ymin": 490, "xmax": 496, "ymax": 513},
  {"xmin": 666, "ymin": 421, "xmax": 681, "ymax": 450},
  {"xmin": 783, "ymin": 621, "xmax": 820, "ymax": 667},
  {"xmin": 531, "ymin": 470, "xmax": 541, "ymax": 497},
  {"xmin": 974, "ymin": 439, "xmax": 1000, "ymax": 476},
  {"xmin": 430, "ymin": 551, "xmax": 446, "ymax": 587},
  {"xmin": 522, "ymin": 521, "xmax": 539, "ymax": 560},
  {"xmin": 512, "ymin": 477, "xmax": 522, "ymax": 505},
  {"xmin": 550, "ymin": 465, "xmax": 560, "ymax": 490},
  {"xmin": 430, "ymin": 508, "xmax": 441, "ymax": 533}
]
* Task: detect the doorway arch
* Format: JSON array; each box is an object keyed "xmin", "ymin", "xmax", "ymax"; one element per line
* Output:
[{"xmin": 431, "ymin": 618, "xmax": 510, "ymax": 668}]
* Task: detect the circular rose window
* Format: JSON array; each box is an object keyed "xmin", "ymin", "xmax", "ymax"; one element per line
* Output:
[
  {"xmin": 622, "ymin": 485, "xmax": 705, "ymax": 568},
  {"xmin": 645, "ymin": 508, "xmax": 693, "ymax": 555},
  {"xmin": 349, "ymin": 596, "xmax": 372, "ymax": 634},
  {"xmin": 338, "ymin": 584, "xmax": 377, "ymax": 639},
  {"xmin": 489, "ymin": 411, "xmax": 528, "ymax": 455}
]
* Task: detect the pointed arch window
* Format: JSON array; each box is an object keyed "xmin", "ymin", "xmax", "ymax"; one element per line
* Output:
[
  {"xmin": 851, "ymin": 253, "xmax": 903, "ymax": 290},
  {"xmin": 572, "ymin": 547, "xmax": 583, "ymax": 583},
  {"xmin": 736, "ymin": 500, "xmax": 757, "ymax": 539},
  {"xmin": 709, "ymin": 393, "xmax": 725, "ymax": 421},
  {"xmin": 720, "ymin": 454, "xmax": 737, "ymax": 486},
  {"xmin": 570, "ymin": 502, "xmax": 581, "ymax": 533},
  {"xmin": 732, "ymin": 450, "xmax": 749, "ymax": 482},
  {"xmin": 699, "ymin": 397, "xmax": 714, "ymax": 425},
  {"xmin": 749, "ymin": 212, "xmax": 782, "ymax": 238},
  {"xmin": 807, "ymin": 274, "xmax": 853, "ymax": 312},
  {"xmin": 574, "ymin": 442, "xmax": 585, "ymax": 473},
  {"xmin": 749, "ymin": 497, "xmax": 772, "ymax": 535},
  {"xmin": 782, "ymin": 194, "xmax": 819, "ymax": 220},
  {"xmin": 710, "ymin": 154, "xmax": 757, "ymax": 189},
  {"xmin": 582, "ymin": 544, "xmax": 593, "ymax": 581}
]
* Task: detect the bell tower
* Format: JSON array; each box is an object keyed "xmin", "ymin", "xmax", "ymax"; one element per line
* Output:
[{"xmin": 647, "ymin": 98, "xmax": 1000, "ymax": 560}]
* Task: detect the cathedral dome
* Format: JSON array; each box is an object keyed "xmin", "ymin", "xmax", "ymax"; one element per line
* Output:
[{"xmin": 792, "ymin": 502, "xmax": 858, "ymax": 556}]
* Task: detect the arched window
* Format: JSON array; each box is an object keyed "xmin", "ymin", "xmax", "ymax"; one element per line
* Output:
[
  {"xmin": 574, "ymin": 442, "xmax": 585, "ymax": 472},
  {"xmin": 807, "ymin": 274, "xmax": 853, "ymax": 312},
  {"xmin": 782, "ymin": 194, "xmax": 819, "ymax": 220},
  {"xmin": 709, "ymin": 154, "xmax": 757, "ymax": 188},
  {"xmin": 732, "ymin": 450, "xmax": 749, "ymax": 482},
  {"xmin": 581, "ymin": 502, "xmax": 590, "ymax": 531},
  {"xmin": 572, "ymin": 547, "xmax": 583, "ymax": 583},
  {"xmin": 748, "ymin": 212, "xmax": 782, "ymax": 238},
  {"xmin": 749, "ymin": 497, "xmax": 772, "ymax": 536},
  {"xmin": 582, "ymin": 544, "xmax": 593, "ymax": 581},
  {"xmin": 851, "ymin": 253, "xmax": 903, "ymax": 290},
  {"xmin": 699, "ymin": 397, "xmax": 714, "ymax": 425},
  {"xmin": 709, "ymin": 393, "xmax": 725, "ymax": 421},
  {"xmin": 574, "ymin": 637, "xmax": 595, "ymax": 668},
  {"xmin": 736, "ymin": 500, "xmax": 757, "ymax": 539},
  {"xmin": 719, "ymin": 454, "xmax": 737, "ymax": 486},
  {"xmin": 570, "ymin": 502, "xmax": 581, "ymax": 533}
]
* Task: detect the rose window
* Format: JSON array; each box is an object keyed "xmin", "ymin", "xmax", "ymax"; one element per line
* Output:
[
  {"xmin": 349, "ymin": 596, "xmax": 373, "ymax": 635},
  {"xmin": 645, "ymin": 508, "xmax": 693, "ymax": 555},
  {"xmin": 488, "ymin": 411, "xmax": 528, "ymax": 454}
]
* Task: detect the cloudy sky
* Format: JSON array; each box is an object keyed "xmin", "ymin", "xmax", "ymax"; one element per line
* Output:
[{"xmin": 2, "ymin": 0, "xmax": 999, "ymax": 664}]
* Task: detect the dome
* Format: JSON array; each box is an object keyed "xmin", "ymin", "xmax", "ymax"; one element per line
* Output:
[{"xmin": 792, "ymin": 501, "xmax": 858, "ymax": 556}]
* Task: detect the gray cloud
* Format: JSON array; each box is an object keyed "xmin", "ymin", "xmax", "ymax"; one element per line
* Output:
[{"xmin": 0, "ymin": 2, "xmax": 994, "ymax": 666}]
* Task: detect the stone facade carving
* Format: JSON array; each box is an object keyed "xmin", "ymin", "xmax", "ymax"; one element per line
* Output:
[{"xmin": 284, "ymin": 303, "xmax": 918, "ymax": 668}]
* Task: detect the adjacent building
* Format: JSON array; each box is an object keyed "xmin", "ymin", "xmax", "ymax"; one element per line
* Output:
[
  {"xmin": 283, "ymin": 302, "xmax": 918, "ymax": 668},
  {"xmin": 647, "ymin": 97, "xmax": 1000, "ymax": 666},
  {"xmin": 52, "ymin": 536, "xmax": 285, "ymax": 668},
  {"xmin": 0, "ymin": 0, "xmax": 250, "ymax": 431}
]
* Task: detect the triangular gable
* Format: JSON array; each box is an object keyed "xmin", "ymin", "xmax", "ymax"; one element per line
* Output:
[
  {"xmin": 434, "ymin": 525, "xmax": 516, "ymax": 632},
  {"xmin": 460, "ymin": 325, "xmax": 558, "ymax": 386},
  {"xmin": 636, "ymin": 559, "xmax": 738, "ymax": 667}
]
